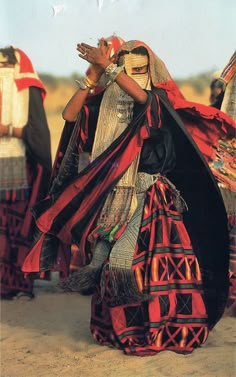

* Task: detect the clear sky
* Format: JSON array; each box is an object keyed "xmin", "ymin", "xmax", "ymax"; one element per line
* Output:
[{"xmin": 1, "ymin": 0, "xmax": 235, "ymax": 78}]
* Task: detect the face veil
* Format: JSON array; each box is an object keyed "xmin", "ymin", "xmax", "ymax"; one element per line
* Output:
[
  {"xmin": 119, "ymin": 52, "xmax": 151, "ymax": 89},
  {"xmin": 116, "ymin": 40, "xmax": 173, "ymax": 87}
]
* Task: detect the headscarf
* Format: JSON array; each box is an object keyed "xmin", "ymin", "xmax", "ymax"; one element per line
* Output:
[{"xmin": 13, "ymin": 47, "xmax": 46, "ymax": 99}]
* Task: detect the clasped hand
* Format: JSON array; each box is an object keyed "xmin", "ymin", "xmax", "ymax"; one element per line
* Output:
[{"xmin": 77, "ymin": 38, "xmax": 113, "ymax": 80}]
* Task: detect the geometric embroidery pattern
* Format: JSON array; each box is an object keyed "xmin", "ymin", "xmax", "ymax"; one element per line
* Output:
[{"xmin": 91, "ymin": 178, "xmax": 209, "ymax": 355}]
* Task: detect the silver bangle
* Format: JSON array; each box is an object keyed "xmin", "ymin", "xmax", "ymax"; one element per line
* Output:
[
  {"xmin": 8, "ymin": 124, "xmax": 13, "ymax": 137},
  {"xmin": 105, "ymin": 63, "xmax": 124, "ymax": 85}
]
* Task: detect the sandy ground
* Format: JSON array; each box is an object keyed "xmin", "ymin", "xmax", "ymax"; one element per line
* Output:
[{"xmin": 0, "ymin": 276, "xmax": 235, "ymax": 377}]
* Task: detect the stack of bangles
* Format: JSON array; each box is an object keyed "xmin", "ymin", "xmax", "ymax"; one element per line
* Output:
[
  {"xmin": 76, "ymin": 76, "xmax": 98, "ymax": 94},
  {"xmin": 84, "ymin": 76, "xmax": 97, "ymax": 89}
]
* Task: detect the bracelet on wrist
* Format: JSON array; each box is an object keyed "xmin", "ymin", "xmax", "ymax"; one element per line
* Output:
[
  {"xmin": 75, "ymin": 76, "xmax": 98, "ymax": 94},
  {"xmin": 104, "ymin": 63, "xmax": 124, "ymax": 86},
  {"xmin": 84, "ymin": 76, "xmax": 98, "ymax": 88}
]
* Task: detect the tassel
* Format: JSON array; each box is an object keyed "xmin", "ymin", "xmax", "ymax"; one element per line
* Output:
[
  {"xmin": 108, "ymin": 267, "xmax": 152, "ymax": 307},
  {"xmin": 58, "ymin": 265, "xmax": 102, "ymax": 295},
  {"xmin": 160, "ymin": 175, "xmax": 188, "ymax": 214},
  {"xmin": 173, "ymin": 191, "xmax": 188, "ymax": 214}
]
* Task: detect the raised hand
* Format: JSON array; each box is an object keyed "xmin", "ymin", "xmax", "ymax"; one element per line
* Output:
[{"xmin": 77, "ymin": 39, "xmax": 112, "ymax": 69}]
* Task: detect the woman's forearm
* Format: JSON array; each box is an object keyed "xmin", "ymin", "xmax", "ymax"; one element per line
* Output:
[
  {"xmin": 62, "ymin": 87, "xmax": 90, "ymax": 122},
  {"xmin": 114, "ymin": 71, "xmax": 148, "ymax": 103},
  {"xmin": 97, "ymin": 60, "xmax": 148, "ymax": 104}
]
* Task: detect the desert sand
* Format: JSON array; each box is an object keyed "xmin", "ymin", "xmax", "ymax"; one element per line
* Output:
[{"xmin": 1, "ymin": 276, "xmax": 235, "ymax": 377}]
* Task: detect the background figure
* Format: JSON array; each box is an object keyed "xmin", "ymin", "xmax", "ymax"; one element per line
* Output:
[
  {"xmin": 209, "ymin": 51, "xmax": 236, "ymax": 315},
  {"xmin": 209, "ymin": 78, "xmax": 226, "ymax": 109},
  {"xmin": 0, "ymin": 46, "xmax": 52, "ymax": 299},
  {"xmin": 209, "ymin": 51, "xmax": 235, "ymax": 113},
  {"xmin": 23, "ymin": 39, "xmax": 234, "ymax": 356}
]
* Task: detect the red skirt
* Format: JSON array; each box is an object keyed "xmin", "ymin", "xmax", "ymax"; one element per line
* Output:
[{"xmin": 90, "ymin": 179, "xmax": 209, "ymax": 356}]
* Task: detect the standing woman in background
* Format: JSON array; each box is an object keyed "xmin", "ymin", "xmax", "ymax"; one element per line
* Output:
[{"xmin": 0, "ymin": 46, "xmax": 52, "ymax": 299}]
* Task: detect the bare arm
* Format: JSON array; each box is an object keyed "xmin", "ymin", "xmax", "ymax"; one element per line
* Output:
[
  {"xmin": 62, "ymin": 39, "xmax": 148, "ymax": 122},
  {"xmin": 113, "ymin": 71, "xmax": 148, "ymax": 104},
  {"xmin": 62, "ymin": 39, "xmax": 110, "ymax": 122},
  {"xmin": 62, "ymin": 87, "xmax": 91, "ymax": 122}
]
